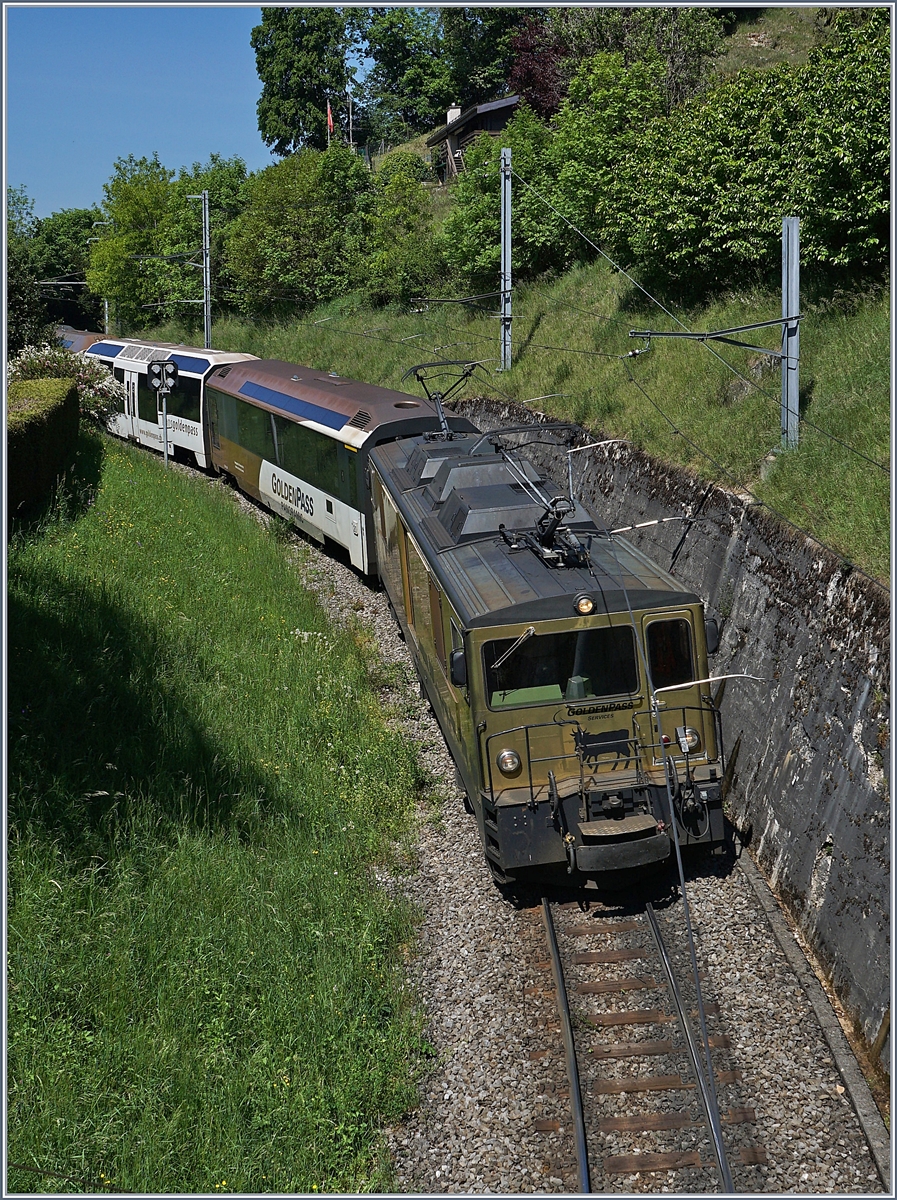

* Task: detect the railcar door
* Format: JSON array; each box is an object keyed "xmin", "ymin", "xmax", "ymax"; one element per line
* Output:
[
  {"xmin": 109, "ymin": 364, "xmax": 138, "ymax": 441},
  {"xmin": 123, "ymin": 369, "xmax": 140, "ymax": 440}
]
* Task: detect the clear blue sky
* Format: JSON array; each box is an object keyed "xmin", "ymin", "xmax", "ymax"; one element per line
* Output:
[{"xmin": 5, "ymin": 5, "xmax": 276, "ymax": 218}]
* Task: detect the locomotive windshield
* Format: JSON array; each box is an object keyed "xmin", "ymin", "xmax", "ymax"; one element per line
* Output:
[{"xmin": 484, "ymin": 626, "xmax": 639, "ymax": 709}]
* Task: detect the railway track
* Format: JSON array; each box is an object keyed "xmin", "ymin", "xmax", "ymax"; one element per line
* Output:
[{"xmin": 541, "ymin": 889, "xmax": 768, "ymax": 1193}]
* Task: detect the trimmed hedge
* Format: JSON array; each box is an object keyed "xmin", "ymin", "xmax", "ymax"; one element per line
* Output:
[{"xmin": 8, "ymin": 378, "xmax": 79, "ymax": 515}]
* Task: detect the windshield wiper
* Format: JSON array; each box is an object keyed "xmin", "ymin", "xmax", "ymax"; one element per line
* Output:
[{"xmin": 491, "ymin": 626, "xmax": 535, "ymax": 672}]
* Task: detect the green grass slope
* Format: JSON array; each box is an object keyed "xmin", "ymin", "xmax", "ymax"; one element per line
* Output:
[{"xmin": 8, "ymin": 432, "xmax": 428, "ymax": 1193}]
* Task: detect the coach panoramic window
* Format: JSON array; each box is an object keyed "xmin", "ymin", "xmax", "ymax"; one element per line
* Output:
[
  {"xmin": 647, "ymin": 618, "xmax": 694, "ymax": 691},
  {"xmin": 274, "ymin": 416, "xmax": 340, "ymax": 495},
  {"xmin": 236, "ymin": 399, "xmax": 276, "ymax": 460},
  {"xmin": 484, "ymin": 626, "xmax": 638, "ymax": 709},
  {"xmin": 206, "ymin": 386, "xmax": 238, "ymax": 444}
]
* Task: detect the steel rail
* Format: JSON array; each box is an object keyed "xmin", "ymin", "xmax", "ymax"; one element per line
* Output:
[
  {"xmin": 541, "ymin": 898, "xmax": 591, "ymax": 1193},
  {"xmin": 645, "ymin": 902, "xmax": 734, "ymax": 1192}
]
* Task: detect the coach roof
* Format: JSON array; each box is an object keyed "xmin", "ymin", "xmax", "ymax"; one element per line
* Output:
[{"xmin": 204, "ymin": 358, "xmax": 474, "ymax": 446}]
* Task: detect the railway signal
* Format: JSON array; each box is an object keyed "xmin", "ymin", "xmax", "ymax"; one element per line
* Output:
[
  {"xmin": 148, "ymin": 360, "xmax": 179, "ymax": 392},
  {"xmin": 148, "ymin": 360, "xmax": 179, "ymax": 466}
]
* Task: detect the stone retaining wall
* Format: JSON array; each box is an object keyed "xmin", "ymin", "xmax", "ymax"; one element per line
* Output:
[{"xmin": 458, "ymin": 398, "xmax": 890, "ymax": 1067}]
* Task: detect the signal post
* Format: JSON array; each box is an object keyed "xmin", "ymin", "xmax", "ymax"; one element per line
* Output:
[{"xmin": 148, "ymin": 360, "xmax": 179, "ymax": 466}]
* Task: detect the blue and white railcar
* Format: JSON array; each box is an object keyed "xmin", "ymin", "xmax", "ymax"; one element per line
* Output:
[{"xmin": 83, "ymin": 337, "xmax": 257, "ymax": 468}]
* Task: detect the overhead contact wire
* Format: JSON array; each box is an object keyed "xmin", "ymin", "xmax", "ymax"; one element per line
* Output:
[{"xmin": 510, "ymin": 168, "xmax": 888, "ymax": 474}]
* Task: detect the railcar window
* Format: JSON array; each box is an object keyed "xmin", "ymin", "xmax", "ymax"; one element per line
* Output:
[
  {"xmin": 137, "ymin": 373, "xmax": 158, "ymax": 423},
  {"xmin": 111, "ymin": 367, "xmax": 126, "ymax": 411},
  {"xmin": 273, "ymin": 415, "xmax": 340, "ymax": 496},
  {"xmin": 166, "ymin": 375, "xmax": 201, "ymax": 423},
  {"xmin": 647, "ymin": 618, "xmax": 694, "ymax": 691},
  {"xmin": 339, "ymin": 447, "xmax": 359, "ymax": 508},
  {"xmin": 484, "ymin": 626, "xmax": 638, "ymax": 708}
]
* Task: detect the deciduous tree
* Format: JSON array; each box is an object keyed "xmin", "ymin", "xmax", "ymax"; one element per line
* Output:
[
  {"xmin": 440, "ymin": 7, "xmax": 534, "ymax": 108},
  {"xmin": 7, "ymin": 186, "xmax": 50, "ymax": 353},
  {"xmin": 549, "ymin": 6, "xmax": 725, "ymax": 112},
  {"xmin": 252, "ymin": 8, "xmax": 355, "ymax": 154},
  {"xmin": 507, "ymin": 14, "xmax": 569, "ymax": 119},
  {"xmin": 30, "ymin": 206, "xmax": 104, "ymax": 329},
  {"xmin": 356, "ymin": 8, "xmax": 452, "ymax": 140},
  {"xmin": 224, "ymin": 146, "xmax": 371, "ymax": 315},
  {"xmin": 86, "ymin": 154, "xmax": 173, "ymax": 330}
]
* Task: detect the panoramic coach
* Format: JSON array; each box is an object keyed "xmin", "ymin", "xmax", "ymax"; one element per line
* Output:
[{"xmin": 201, "ymin": 358, "xmax": 476, "ymax": 573}]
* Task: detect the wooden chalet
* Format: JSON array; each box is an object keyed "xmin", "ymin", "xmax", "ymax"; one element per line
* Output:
[{"xmin": 426, "ymin": 96, "xmax": 519, "ymax": 181}]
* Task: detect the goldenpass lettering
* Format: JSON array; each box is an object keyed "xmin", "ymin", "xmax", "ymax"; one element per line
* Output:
[
  {"xmin": 258, "ymin": 460, "xmax": 322, "ymax": 530},
  {"xmin": 270, "ymin": 470, "xmax": 314, "ymax": 518}
]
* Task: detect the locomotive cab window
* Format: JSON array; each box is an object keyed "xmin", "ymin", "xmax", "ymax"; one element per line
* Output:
[
  {"xmin": 484, "ymin": 626, "xmax": 638, "ymax": 709},
  {"xmin": 647, "ymin": 618, "xmax": 694, "ymax": 691}
]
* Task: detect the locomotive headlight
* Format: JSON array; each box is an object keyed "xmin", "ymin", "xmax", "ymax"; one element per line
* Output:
[
  {"xmin": 497, "ymin": 748, "xmax": 521, "ymax": 775},
  {"xmin": 574, "ymin": 593, "xmax": 595, "ymax": 615},
  {"xmin": 675, "ymin": 726, "xmax": 701, "ymax": 754}
]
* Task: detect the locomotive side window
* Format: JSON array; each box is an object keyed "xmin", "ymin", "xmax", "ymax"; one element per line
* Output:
[
  {"xmin": 430, "ymin": 579, "xmax": 446, "ymax": 670},
  {"xmin": 405, "ymin": 535, "xmax": 430, "ymax": 633},
  {"xmin": 647, "ymin": 618, "xmax": 694, "ymax": 690},
  {"xmin": 484, "ymin": 626, "xmax": 638, "ymax": 709}
]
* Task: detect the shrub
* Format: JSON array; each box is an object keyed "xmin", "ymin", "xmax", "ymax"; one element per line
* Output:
[
  {"xmin": 376, "ymin": 150, "xmax": 433, "ymax": 184},
  {"xmin": 8, "ymin": 378, "xmax": 79, "ymax": 515},
  {"xmin": 7, "ymin": 342, "xmax": 125, "ymax": 425}
]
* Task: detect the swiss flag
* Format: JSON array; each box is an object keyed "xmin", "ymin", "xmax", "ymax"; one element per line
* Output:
[{"xmin": 327, "ymin": 101, "xmax": 334, "ymax": 135}]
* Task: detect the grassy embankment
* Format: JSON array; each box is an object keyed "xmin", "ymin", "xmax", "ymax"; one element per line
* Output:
[
  {"xmin": 8, "ymin": 432, "xmax": 430, "ymax": 1194},
  {"xmin": 149, "ymin": 262, "xmax": 889, "ymax": 583}
]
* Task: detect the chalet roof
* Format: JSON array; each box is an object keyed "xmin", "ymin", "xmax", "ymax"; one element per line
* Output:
[{"xmin": 425, "ymin": 95, "xmax": 519, "ymax": 148}]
